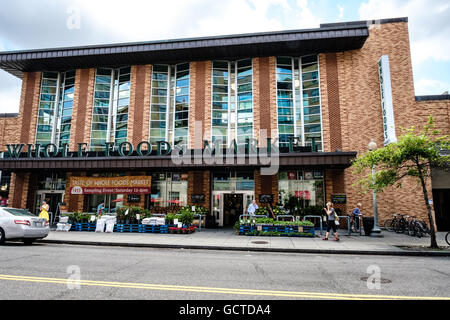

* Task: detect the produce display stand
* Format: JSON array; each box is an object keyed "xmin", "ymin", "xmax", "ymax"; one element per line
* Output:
[
  {"xmin": 239, "ymin": 224, "xmax": 315, "ymax": 237},
  {"xmin": 69, "ymin": 222, "xmax": 170, "ymax": 234}
]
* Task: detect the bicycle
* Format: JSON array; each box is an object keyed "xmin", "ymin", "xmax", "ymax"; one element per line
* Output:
[
  {"xmin": 446, "ymin": 232, "xmax": 450, "ymax": 246},
  {"xmin": 393, "ymin": 214, "xmax": 409, "ymax": 234},
  {"xmin": 384, "ymin": 214, "xmax": 403, "ymax": 232},
  {"xmin": 406, "ymin": 216, "xmax": 422, "ymax": 238}
]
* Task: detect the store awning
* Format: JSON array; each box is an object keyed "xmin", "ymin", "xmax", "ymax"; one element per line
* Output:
[
  {"xmin": 0, "ymin": 152, "xmax": 357, "ymax": 171},
  {"xmin": 0, "ymin": 24, "xmax": 368, "ymax": 78}
]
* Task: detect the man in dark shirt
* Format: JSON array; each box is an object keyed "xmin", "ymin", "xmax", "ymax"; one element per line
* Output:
[{"xmin": 352, "ymin": 203, "xmax": 362, "ymax": 232}]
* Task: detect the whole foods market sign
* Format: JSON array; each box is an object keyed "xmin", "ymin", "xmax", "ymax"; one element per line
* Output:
[
  {"xmin": 378, "ymin": 55, "xmax": 397, "ymax": 146},
  {"xmin": 69, "ymin": 176, "xmax": 151, "ymax": 195}
]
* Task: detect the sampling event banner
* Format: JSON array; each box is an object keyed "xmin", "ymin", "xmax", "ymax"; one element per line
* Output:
[{"xmin": 69, "ymin": 176, "xmax": 152, "ymax": 195}]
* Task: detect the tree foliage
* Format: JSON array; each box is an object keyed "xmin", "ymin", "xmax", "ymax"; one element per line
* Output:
[
  {"xmin": 352, "ymin": 116, "xmax": 449, "ymax": 193},
  {"xmin": 351, "ymin": 116, "xmax": 449, "ymax": 249}
]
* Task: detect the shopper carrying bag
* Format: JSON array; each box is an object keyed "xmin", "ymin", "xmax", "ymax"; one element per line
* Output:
[{"xmin": 322, "ymin": 202, "xmax": 340, "ymax": 241}]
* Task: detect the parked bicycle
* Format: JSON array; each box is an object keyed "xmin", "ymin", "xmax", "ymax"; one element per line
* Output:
[
  {"xmin": 446, "ymin": 232, "xmax": 450, "ymax": 246},
  {"xmin": 406, "ymin": 216, "xmax": 430, "ymax": 238},
  {"xmin": 384, "ymin": 214, "xmax": 404, "ymax": 232},
  {"xmin": 384, "ymin": 214, "xmax": 430, "ymax": 238}
]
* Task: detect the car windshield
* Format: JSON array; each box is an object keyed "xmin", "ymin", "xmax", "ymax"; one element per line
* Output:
[{"xmin": 3, "ymin": 208, "xmax": 36, "ymax": 217}]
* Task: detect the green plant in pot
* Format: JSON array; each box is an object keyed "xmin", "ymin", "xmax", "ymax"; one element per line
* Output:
[
  {"xmin": 233, "ymin": 221, "xmax": 241, "ymax": 234},
  {"xmin": 165, "ymin": 213, "xmax": 177, "ymax": 226},
  {"xmin": 178, "ymin": 207, "xmax": 195, "ymax": 227}
]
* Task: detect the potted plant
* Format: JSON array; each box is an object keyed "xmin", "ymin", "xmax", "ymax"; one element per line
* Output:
[{"xmin": 178, "ymin": 207, "xmax": 195, "ymax": 227}]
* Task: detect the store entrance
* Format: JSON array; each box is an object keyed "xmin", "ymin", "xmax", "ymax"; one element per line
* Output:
[
  {"xmin": 433, "ymin": 189, "xmax": 450, "ymax": 231},
  {"xmin": 223, "ymin": 194, "xmax": 244, "ymax": 227},
  {"xmin": 34, "ymin": 191, "xmax": 64, "ymax": 221},
  {"xmin": 212, "ymin": 191, "xmax": 254, "ymax": 227}
]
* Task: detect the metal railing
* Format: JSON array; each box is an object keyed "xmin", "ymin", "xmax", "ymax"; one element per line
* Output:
[
  {"xmin": 303, "ymin": 215, "xmax": 324, "ymax": 236},
  {"xmin": 337, "ymin": 216, "xmax": 352, "ymax": 236},
  {"xmin": 193, "ymin": 214, "xmax": 205, "ymax": 231}
]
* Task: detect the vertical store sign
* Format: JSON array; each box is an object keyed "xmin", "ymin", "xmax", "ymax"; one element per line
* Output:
[{"xmin": 378, "ymin": 55, "xmax": 397, "ymax": 146}]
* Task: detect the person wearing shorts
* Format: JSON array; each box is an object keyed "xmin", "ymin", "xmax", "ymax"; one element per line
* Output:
[{"xmin": 323, "ymin": 202, "xmax": 340, "ymax": 241}]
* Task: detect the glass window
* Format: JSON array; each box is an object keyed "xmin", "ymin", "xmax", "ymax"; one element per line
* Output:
[
  {"xmin": 278, "ymin": 170, "xmax": 324, "ymax": 213},
  {"xmin": 149, "ymin": 63, "xmax": 190, "ymax": 149},
  {"xmin": 149, "ymin": 172, "xmax": 187, "ymax": 208},
  {"xmin": 275, "ymin": 55, "xmax": 323, "ymax": 151},
  {"xmin": 212, "ymin": 59, "xmax": 253, "ymax": 149}
]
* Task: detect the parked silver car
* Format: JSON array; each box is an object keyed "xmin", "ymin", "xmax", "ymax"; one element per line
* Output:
[{"xmin": 0, "ymin": 208, "xmax": 50, "ymax": 245}]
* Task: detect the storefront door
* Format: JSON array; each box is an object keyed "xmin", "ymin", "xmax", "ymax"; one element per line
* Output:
[
  {"xmin": 212, "ymin": 191, "xmax": 254, "ymax": 227},
  {"xmin": 34, "ymin": 191, "xmax": 64, "ymax": 221}
]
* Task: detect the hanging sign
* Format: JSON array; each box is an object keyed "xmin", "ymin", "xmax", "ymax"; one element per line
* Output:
[
  {"xmin": 69, "ymin": 176, "xmax": 151, "ymax": 195},
  {"xmin": 378, "ymin": 55, "xmax": 397, "ymax": 146}
]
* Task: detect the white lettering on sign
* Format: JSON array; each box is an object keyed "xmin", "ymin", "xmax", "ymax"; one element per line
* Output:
[{"xmin": 378, "ymin": 55, "xmax": 397, "ymax": 146}]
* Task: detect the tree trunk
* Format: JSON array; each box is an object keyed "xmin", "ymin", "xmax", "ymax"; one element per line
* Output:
[{"xmin": 419, "ymin": 175, "xmax": 439, "ymax": 249}]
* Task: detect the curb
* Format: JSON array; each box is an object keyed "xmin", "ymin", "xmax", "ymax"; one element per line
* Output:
[{"xmin": 36, "ymin": 239, "xmax": 450, "ymax": 257}]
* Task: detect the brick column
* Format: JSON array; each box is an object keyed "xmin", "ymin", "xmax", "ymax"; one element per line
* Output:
[
  {"xmin": 129, "ymin": 65, "xmax": 151, "ymax": 145},
  {"xmin": 9, "ymin": 173, "xmax": 30, "ymax": 209},
  {"xmin": 17, "ymin": 72, "xmax": 41, "ymax": 145},
  {"xmin": 72, "ymin": 68, "xmax": 95, "ymax": 150}
]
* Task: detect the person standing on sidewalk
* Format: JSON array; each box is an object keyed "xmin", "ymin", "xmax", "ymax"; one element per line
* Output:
[
  {"xmin": 248, "ymin": 200, "xmax": 258, "ymax": 217},
  {"xmin": 39, "ymin": 201, "xmax": 50, "ymax": 221},
  {"xmin": 97, "ymin": 202, "xmax": 105, "ymax": 217},
  {"xmin": 323, "ymin": 202, "xmax": 340, "ymax": 241},
  {"xmin": 352, "ymin": 203, "xmax": 363, "ymax": 232}
]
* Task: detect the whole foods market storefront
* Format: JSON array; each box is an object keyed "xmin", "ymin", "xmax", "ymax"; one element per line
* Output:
[{"xmin": 0, "ymin": 150, "xmax": 356, "ymax": 228}]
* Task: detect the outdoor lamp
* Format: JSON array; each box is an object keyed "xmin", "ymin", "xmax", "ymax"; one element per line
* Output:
[{"xmin": 368, "ymin": 139, "xmax": 382, "ymax": 237}]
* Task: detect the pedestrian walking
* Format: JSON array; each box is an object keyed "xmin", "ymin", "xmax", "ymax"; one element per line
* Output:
[
  {"xmin": 323, "ymin": 202, "xmax": 340, "ymax": 241},
  {"xmin": 39, "ymin": 201, "xmax": 50, "ymax": 221},
  {"xmin": 247, "ymin": 200, "xmax": 258, "ymax": 217},
  {"xmin": 352, "ymin": 203, "xmax": 363, "ymax": 232}
]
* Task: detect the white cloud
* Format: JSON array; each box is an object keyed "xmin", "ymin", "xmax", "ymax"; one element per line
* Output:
[
  {"xmin": 415, "ymin": 78, "xmax": 450, "ymax": 96},
  {"xmin": 358, "ymin": 0, "xmax": 450, "ymax": 66}
]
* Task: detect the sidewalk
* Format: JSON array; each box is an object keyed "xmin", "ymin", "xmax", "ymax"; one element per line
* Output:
[{"xmin": 38, "ymin": 228, "xmax": 450, "ymax": 257}]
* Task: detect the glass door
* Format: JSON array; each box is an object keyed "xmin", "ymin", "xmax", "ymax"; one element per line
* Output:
[
  {"xmin": 35, "ymin": 191, "xmax": 65, "ymax": 221},
  {"xmin": 212, "ymin": 191, "xmax": 255, "ymax": 227},
  {"xmin": 243, "ymin": 192, "xmax": 255, "ymax": 216},
  {"xmin": 212, "ymin": 192, "xmax": 223, "ymax": 227}
]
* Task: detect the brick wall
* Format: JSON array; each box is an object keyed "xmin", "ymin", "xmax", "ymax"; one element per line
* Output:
[
  {"xmin": 0, "ymin": 116, "xmax": 20, "ymax": 147},
  {"xmin": 324, "ymin": 21, "xmax": 442, "ymax": 224}
]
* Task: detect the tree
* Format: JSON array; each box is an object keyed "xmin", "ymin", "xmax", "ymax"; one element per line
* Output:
[{"xmin": 352, "ymin": 116, "xmax": 450, "ymax": 249}]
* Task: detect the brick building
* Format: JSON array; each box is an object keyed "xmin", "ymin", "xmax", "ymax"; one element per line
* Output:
[{"xmin": 0, "ymin": 17, "xmax": 449, "ymax": 230}]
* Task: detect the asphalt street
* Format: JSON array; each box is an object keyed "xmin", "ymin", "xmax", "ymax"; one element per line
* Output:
[{"xmin": 0, "ymin": 242, "xmax": 449, "ymax": 300}]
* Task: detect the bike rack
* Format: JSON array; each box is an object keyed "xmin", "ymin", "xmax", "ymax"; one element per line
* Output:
[
  {"xmin": 303, "ymin": 215, "xmax": 323, "ymax": 236},
  {"xmin": 276, "ymin": 215, "xmax": 295, "ymax": 222},
  {"xmin": 337, "ymin": 216, "xmax": 352, "ymax": 236},
  {"xmin": 193, "ymin": 214, "xmax": 205, "ymax": 231}
]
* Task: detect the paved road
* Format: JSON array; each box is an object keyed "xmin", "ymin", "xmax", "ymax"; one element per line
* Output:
[{"xmin": 0, "ymin": 242, "xmax": 449, "ymax": 300}]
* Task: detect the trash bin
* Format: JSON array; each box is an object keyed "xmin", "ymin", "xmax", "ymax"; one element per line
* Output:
[{"xmin": 363, "ymin": 217, "xmax": 374, "ymax": 236}]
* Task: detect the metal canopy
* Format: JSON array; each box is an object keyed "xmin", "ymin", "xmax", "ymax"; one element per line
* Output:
[
  {"xmin": 0, "ymin": 25, "xmax": 369, "ymax": 78},
  {"xmin": 0, "ymin": 152, "xmax": 357, "ymax": 171}
]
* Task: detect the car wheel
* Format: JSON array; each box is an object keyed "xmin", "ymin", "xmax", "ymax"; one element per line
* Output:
[
  {"xmin": 23, "ymin": 239, "xmax": 34, "ymax": 245},
  {"xmin": 0, "ymin": 228, "xmax": 5, "ymax": 245}
]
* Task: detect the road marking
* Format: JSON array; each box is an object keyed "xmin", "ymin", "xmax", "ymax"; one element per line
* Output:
[{"xmin": 0, "ymin": 274, "xmax": 449, "ymax": 300}]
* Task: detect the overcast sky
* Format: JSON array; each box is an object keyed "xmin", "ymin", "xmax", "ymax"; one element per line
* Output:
[{"xmin": 0, "ymin": 0, "xmax": 449, "ymax": 113}]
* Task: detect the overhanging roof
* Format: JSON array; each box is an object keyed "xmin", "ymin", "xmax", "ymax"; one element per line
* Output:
[
  {"xmin": 0, "ymin": 24, "xmax": 369, "ymax": 78},
  {"xmin": 0, "ymin": 152, "xmax": 357, "ymax": 171}
]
